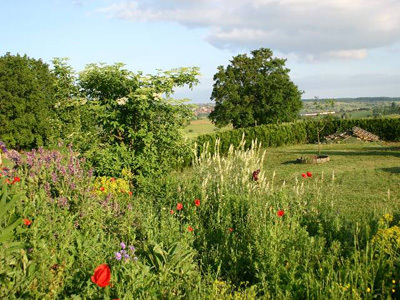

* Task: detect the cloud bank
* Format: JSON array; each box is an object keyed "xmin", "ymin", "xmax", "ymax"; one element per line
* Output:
[{"xmin": 97, "ymin": 0, "xmax": 400, "ymax": 60}]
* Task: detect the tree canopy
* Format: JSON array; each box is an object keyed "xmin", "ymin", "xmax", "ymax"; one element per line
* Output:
[
  {"xmin": 77, "ymin": 63, "xmax": 200, "ymax": 178},
  {"xmin": 209, "ymin": 48, "xmax": 303, "ymax": 129}
]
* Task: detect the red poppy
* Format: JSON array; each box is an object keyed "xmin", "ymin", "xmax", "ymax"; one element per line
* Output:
[
  {"xmin": 23, "ymin": 218, "xmax": 32, "ymax": 226},
  {"xmin": 100, "ymin": 187, "xmax": 105, "ymax": 192},
  {"xmin": 5, "ymin": 178, "xmax": 11, "ymax": 184},
  {"xmin": 91, "ymin": 264, "xmax": 111, "ymax": 288},
  {"xmin": 307, "ymin": 171, "xmax": 312, "ymax": 178},
  {"xmin": 177, "ymin": 203, "xmax": 183, "ymax": 211},
  {"xmin": 0, "ymin": 173, "xmax": 2, "ymax": 177},
  {"xmin": 12, "ymin": 177, "xmax": 21, "ymax": 183},
  {"xmin": 128, "ymin": 191, "xmax": 133, "ymax": 196},
  {"xmin": 194, "ymin": 199, "xmax": 200, "ymax": 207},
  {"xmin": 229, "ymin": 228, "xmax": 233, "ymax": 233},
  {"xmin": 170, "ymin": 209, "xmax": 174, "ymax": 214},
  {"xmin": 277, "ymin": 210, "xmax": 285, "ymax": 217},
  {"xmin": 110, "ymin": 178, "xmax": 116, "ymax": 182},
  {"xmin": 188, "ymin": 226, "xmax": 193, "ymax": 232},
  {"xmin": 301, "ymin": 173, "xmax": 307, "ymax": 178}
]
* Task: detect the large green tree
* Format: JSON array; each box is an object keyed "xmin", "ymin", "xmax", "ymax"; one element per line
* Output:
[
  {"xmin": 0, "ymin": 53, "xmax": 57, "ymax": 149},
  {"xmin": 209, "ymin": 48, "xmax": 303, "ymax": 129}
]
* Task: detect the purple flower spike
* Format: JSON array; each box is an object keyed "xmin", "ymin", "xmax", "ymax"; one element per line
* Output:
[
  {"xmin": 115, "ymin": 252, "xmax": 122, "ymax": 260},
  {"xmin": 120, "ymin": 242, "xmax": 126, "ymax": 250},
  {"xmin": 0, "ymin": 141, "xmax": 8, "ymax": 153},
  {"xmin": 129, "ymin": 245, "xmax": 136, "ymax": 252},
  {"xmin": 124, "ymin": 254, "xmax": 130, "ymax": 260}
]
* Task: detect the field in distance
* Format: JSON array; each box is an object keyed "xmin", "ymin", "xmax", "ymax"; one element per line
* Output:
[{"xmin": 182, "ymin": 118, "xmax": 232, "ymax": 139}]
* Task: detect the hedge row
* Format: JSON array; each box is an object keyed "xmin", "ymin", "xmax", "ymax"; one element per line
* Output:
[{"xmin": 192, "ymin": 117, "xmax": 400, "ymax": 157}]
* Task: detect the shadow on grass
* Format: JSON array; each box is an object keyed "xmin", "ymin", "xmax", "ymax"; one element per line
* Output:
[
  {"xmin": 282, "ymin": 160, "xmax": 300, "ymax": 165},
  {"xmin": 381, "ymin": 167, "xmax": 400, "ymax": 174},
  {"xmin": 287, "ymin": 149, "xmax": 400, "ymax": 158}
]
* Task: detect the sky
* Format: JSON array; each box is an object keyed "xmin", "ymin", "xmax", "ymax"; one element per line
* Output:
[{"xmin": 1, "ymin": 0, "xmax": 400, "ymax": 103}]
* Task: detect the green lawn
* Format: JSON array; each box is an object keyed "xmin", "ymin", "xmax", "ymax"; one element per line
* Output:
[{"xmin": 259, "ymin": 142, "xmax": 400, "ymax": 219}]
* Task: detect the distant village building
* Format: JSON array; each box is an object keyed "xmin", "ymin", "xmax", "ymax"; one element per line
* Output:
[
  {"xmin": 300, "ymin": 111, "xmax": 336, "ymax": 117},
  {"xmin": 193, "ymin": 106, "xmax": 213, "ymax": 115}
]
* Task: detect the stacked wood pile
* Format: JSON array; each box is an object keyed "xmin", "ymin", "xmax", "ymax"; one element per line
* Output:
[
  {"xmin": 352, "ymin": 126, "xmax": 380, "ymax": 141},
  {"xmin": 324, "ymin": 127, "xmax": 380, "ymax": 142}
]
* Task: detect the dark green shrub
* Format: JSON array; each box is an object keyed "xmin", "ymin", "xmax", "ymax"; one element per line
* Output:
[{"xmin": 0, "ymin": 53, "xmax": 57, "ymax": 150}]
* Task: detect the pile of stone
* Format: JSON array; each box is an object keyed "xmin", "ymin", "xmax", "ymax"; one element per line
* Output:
[{"xmin": 324, "ymin": 127, "xmax": 379, "ymax": 143}]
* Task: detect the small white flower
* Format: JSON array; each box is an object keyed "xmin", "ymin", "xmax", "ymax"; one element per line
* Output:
[
  {"xmin": 152, "ymin": 93, "xmax": 163, "ymax": 100},
  {"xmin": 116, "ymin": 97, "xmax": 128, "ymax": 106}
]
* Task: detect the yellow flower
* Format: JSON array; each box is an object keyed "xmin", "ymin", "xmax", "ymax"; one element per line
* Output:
[
  {"xmin": 393, "ymin": 280, "xmax": 396, "ymax": 284},
  {"xmin": 392, "ymin": 289, "xmax": 396, "ymax": 293},
  {"xmin": 366, "ymin": 287, "xmax": 371, "ymax": 293}
]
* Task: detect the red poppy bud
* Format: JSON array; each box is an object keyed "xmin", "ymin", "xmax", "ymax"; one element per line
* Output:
[
  {"xmin": 188, "ymin": 226, "xmax": 193, "ymax": 232},
  {"xmin": 128, "ymin": 191, "xmax": 133, "ymax": 196},
  {"xmin": 170, "ymin": 209, "xmax": 174, "ymax": 214},
  {"xmin": 177, "ymin": 203, "xmax": 183, "ymax": 211},
  {"xmin": 252, "ymin": 169, "xmax": 260, "ymax": 181},
  {"xmin": 229, "ymin": 228, "xmax": 233, "ymax": 233},
  {"xmin": 194, "ymin": 199, "xmax": 200, "ymax": 207},
  {"xmin": 100, "ymin": 187, "xmax": 105, "ymax": 192},
  {"xmin": 307, "ymin": 171, "xmax": 312, "ymax": 177},
  {"xmin": 110, "ymin": 178, "xmax": 116, "ymax": 182},
  {"xmin": 91, "ymin": 264, "xmax": 111, "ymax": 288},
  {"xmin": 301, "ymin": 173, "xmax": 307, "ymax": 178},
  {"xmin": 277, "ymin": 210, "xmax": 285, "ymax": 217}
]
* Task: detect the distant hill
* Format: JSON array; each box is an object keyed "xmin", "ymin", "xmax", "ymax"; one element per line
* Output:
[{"xmin": 302, "ymin": 97, "xmax": 400, "ymax": 102}]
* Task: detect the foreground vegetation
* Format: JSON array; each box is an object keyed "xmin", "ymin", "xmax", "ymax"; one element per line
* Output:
[{"xmin": 1, "ymin": 140, "xmax": 400, "ymax": 299}]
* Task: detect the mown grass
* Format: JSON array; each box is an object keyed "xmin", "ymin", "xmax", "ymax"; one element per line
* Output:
[{"xmin": 259, "ymin": 141, "xmax": 400, "ymax": 220}]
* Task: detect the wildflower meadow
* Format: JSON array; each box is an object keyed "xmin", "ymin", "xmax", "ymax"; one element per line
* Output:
[{"xmin": 1, "ymin": 138, "xmax": 400, "ymax": 299}]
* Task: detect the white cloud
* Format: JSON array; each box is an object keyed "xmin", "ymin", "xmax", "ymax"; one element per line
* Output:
[{"xmin": 97, "ymin": 0, "xmax": 400, "ymax": 60}]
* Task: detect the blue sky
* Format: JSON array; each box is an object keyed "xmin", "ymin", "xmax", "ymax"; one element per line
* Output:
[{"xmin": 1, "ymin": 0, "xmax": 400, "ymax": 103}]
